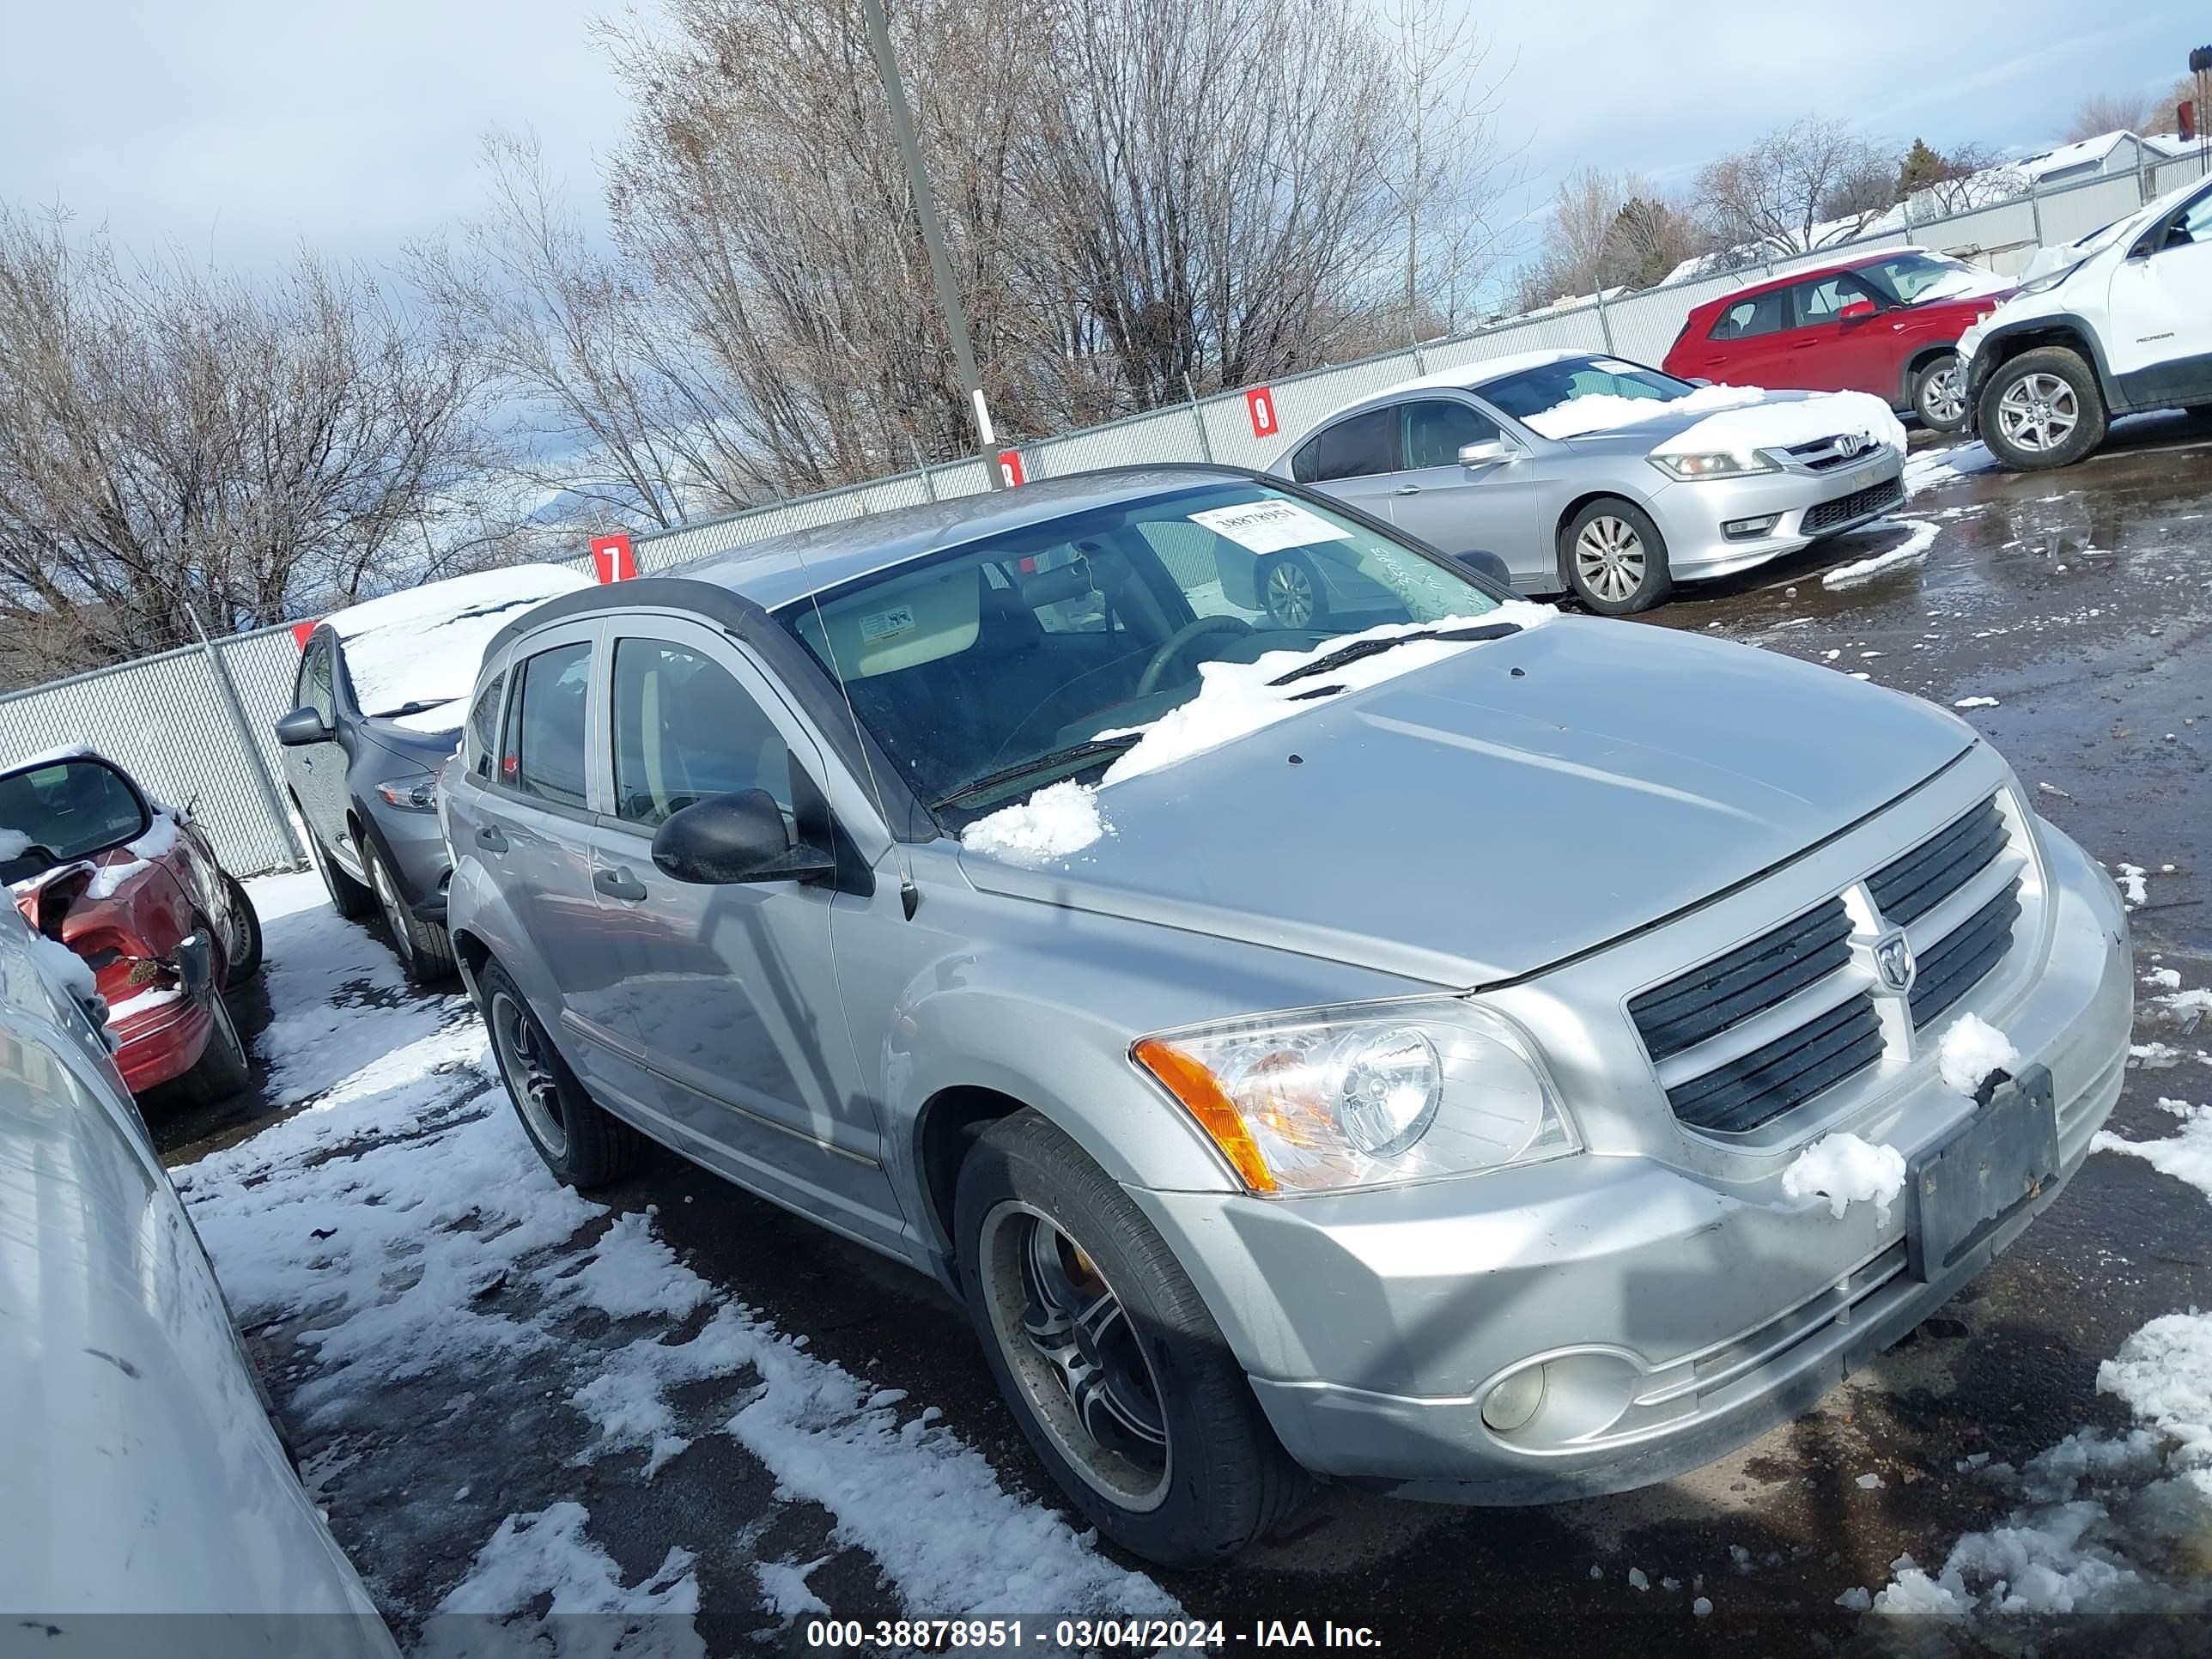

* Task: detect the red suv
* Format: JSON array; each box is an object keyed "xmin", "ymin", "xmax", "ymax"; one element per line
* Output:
[{"xmin": 1663, "ymin": 248, "xmax": 2014, "ymax": 432}]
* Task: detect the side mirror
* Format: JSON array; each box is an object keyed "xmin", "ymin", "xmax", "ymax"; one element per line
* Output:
[
  {"xmin": 651, "ymin": 788, "xmax": 835, "ymax": 885},
  {"xmin": 275, "ymin": 708, "xmax": 332, "ymax": 746},
  {"xmin": 1838, "ymin": 299, "xmax": 1878, "ymax": 323},
  {"xmin": 1456, "ymin": 438, "xmax": 1519, "ymax": 468},
  {"xmin": 1452, "ymin": 550, "xmax": 1514, "ymax": 588}
]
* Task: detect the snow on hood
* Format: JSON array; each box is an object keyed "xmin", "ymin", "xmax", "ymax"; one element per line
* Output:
[
  {"xmin": 959, "ymin": 605, "xmax": 1555, "ymax": 865},
  {"xmin": 1523, "ymin": 384, "xmax": 1905, "ymax": 459},
  {"xmin": 331, "ymin": 563, "xmax": 592, "ymax": 722},
  {"xmin": 1907, "ymin": 266, "xmax": 2013, "ymax": 305}
]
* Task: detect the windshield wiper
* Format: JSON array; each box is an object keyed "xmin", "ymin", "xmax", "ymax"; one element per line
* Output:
[
  {"xmin": 374, "ymin": 697, "xmax": 460, "ymax": 719},
  {"xmin": 1269, "ymin": 622, "xmax": 1522, "ymax": 688},
  {"xmin": 935, "ymin": 735, "xmax": 1140, "ymax": 810}
]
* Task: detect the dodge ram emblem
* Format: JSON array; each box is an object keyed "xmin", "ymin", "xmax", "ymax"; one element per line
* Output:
[{"xmin": 1874, "ymin": 930, "xmax": 1916, "ymax": 994}]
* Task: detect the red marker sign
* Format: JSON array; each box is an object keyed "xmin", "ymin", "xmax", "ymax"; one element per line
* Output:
[
  {"xmin": 1244, "ymin": 386, "xmax": 1279, "ymax": 441},
  {"xmin": 289, "ymin": 620, "xmax": 318, "ymax": 651},
  {"xmin": 591, "ymin": 534, "xmax": 638, "ymax": 583},
  {"xmin": 997, "ymin": 449, "xmax": 1026, "ymax": 488}
]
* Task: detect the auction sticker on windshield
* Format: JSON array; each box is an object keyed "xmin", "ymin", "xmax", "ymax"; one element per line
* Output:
[{"xmin": 1190, "ymin": 500, "xmax": 1354, "ymax": 555}]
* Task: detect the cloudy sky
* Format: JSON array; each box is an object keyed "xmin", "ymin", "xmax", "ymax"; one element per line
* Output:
[{"xmin": 4, "ymin": 0, "xmax": 2201, "ymax": 277}]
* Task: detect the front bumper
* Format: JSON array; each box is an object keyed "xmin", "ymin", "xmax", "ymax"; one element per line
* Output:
[
  {"xmin": 1128, "ymin": 823, "xmax": 2130, "ymax": 1501},
  {"xmin": 1656, "ymin": 454, "xmax": 1906, "ymax": 583},
  {"xmin": 362, "ymin": 800, "xmax": 452, "ymax": 921}
]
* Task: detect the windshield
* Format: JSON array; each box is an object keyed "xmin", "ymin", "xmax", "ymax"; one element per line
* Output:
[
  {"xmin": 777, "ymin": 482, "xmax": 1503, "ymax": 814},
  {"xmin": 0, "ymin": 759, "xmax": 149, "ymax": 880},
  {"xmin": 1479, "ymin": 356, "xmax": 1695, "ymax": 423},
  {"xmin": 1855, "ymin": 251, "xmax": 2004, "ymax": 306}
]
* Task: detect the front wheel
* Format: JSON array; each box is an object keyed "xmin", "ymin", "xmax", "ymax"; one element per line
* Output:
[
  {"xmin": 1912, "ymin": 353, "xmax": 1967, "ymax": 432},
  {"xmin": 1978, "ymin": 346, "xmax": 2107, "ymax": 470},
  {"xmin": 366, "ymin": 842, "xmax": 457, "ymax": 985},
  {"xmin": 1257, "ymin": 552, "xmax": 1328, "ymax": 629},
  {"xmin": 955, "ymin": 1112, "xmax": 1310, "ymax": 1568},
  {"xmin": 1563, "ymin": 499, "xmax": 1673, "ymax": 614}
]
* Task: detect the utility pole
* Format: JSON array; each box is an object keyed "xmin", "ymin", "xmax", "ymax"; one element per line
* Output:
[{"xmin": 860, "ymin": 0, "xmax": 1006, "ymax": 489}]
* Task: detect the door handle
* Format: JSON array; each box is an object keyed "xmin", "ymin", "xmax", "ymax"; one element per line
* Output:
[
  {"xmin": 475, "ymin": 825, "xmax": 508, "ymax": 853},
  {"xmin": 594, "ymin": 866, "xmax": 648, "ymax": 902},
  {"xmin": 1393, "ymin": 484, "xmax": 1422, "ymax": 495}
]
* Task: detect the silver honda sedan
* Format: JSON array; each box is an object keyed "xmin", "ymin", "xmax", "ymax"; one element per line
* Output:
[
  {"xmin": 441, "ymin": 465, "xmax": 2129, "ymax": 1569},
  {"xmin": 1271, "ymin": 349, "xmax": 1908, "ymax": 613}
]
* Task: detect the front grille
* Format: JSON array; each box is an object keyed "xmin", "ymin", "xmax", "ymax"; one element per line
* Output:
[
  {"xmin": 1666, "ymin": 994, "xmax": 1886, "ymax": 1134},
  {"xmin": 1911, "ymin": 879, "xmax": 2022, "ymax": 1026},
  {"xmin": 1869, "ymin": 796, "xmax": 2006, "ymax": 924},
  {"xmin": 1630, "ymin": 899, "xmax": 1853, "ymax": 1063},
  {"xmin": 1783, "ymin": 435, "xmax": 1864, "ymax": 472},
  {"xmin": 1803, "ymin": 476, "xmax": 1905, "ymax": 533}
]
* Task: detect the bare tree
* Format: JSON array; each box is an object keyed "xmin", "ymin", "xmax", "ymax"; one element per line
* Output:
[
  {"xmin": 2066, "ymin": 82, "xmax": 2195, "ymax": 143},
  {"xmin": 0, "ymin": 205, "xmax": 489, "ymax": 682},
  {"xmin": 1694, "ymin": 118, "xmax": 1895, "ymax": 255},
  {"xmin": 1512, "ymin": 170, "xmax": 1698, "ymax": 309}
]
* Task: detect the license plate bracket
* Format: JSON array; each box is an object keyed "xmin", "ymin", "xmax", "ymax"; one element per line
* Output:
[{"xmin": 1909, "ymin": 1062, "xmax": 2058, "ymax": 1283}]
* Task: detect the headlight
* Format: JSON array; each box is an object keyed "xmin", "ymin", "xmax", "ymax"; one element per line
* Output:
[
  {"xmin": 2015, "ymin": 260, "xmax": 2081, "ymax": 296},
  {"xmin": 1132, "ymin": 999, "xmax": 1579, "ymax": 1194},
  {"xmin": 374, "ymin": 775, "xmax": 439, "ymax": 811},
  {"xmin": 1647, "ymin": 449, "xmax": 1778, "ymax": 482}
]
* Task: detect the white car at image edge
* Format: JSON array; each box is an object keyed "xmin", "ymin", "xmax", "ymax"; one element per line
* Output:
[{"xmin": 1960, "ymin": 172, "xmax": 2212, "ymax": 470}]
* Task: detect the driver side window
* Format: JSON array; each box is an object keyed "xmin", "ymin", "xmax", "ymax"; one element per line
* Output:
[
  {"xmin": 295, "ymin": 638, "xmax": 337, "ymax": 724},
  {"xmin": 1402, "ymin": 399, "xmax": 1501, "ymax": 469},
  {"xmin": 610, "ymin": 641, "xmax": 793, "ymax": 828}
]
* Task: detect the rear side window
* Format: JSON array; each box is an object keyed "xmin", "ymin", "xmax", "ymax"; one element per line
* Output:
[
  {"xmin": 1304, "ymin": 408, "xmax": 1400, "ymax": 482},
  {"xmin": 611, "ymin": 641, "xmax": 792, "ymax": 827},
  {"xmin": 1402, "ymin": 399, "xmax": 1500, "ymax": 469},
  {"xmin": 1707, "ymin": 291, "xmax": 1787, "ymax": 341},
  {"xmin": 501, "ymin": 643, "xmax": 592, "ymax": 809},
  {"xmin": 463, "ymin": 672, "xmax": 506, "ymax": 781}
]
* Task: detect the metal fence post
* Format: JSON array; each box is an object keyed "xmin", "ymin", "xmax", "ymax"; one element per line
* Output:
[
  {"xmin": 1593, "ymin": 285, "xmax": 1618, "ymax": 355},
  {"xmin": 2135, "ymin": 140, "xmax": 2148, "ymax": 205},
  {"xmin": 908, "ymin": 437, "xmax": 938, "ymax": 501},
  {"xmin": 2029, "ymin": 173, "xmax": 2043, "ymax": 245},
  {"xmin": 1182, "ymin": 374, "xmax": 1215, "ymax": 463},
  {"xmin": 186, "ymin": 603, "xmax": 303, "ymax": 866}
]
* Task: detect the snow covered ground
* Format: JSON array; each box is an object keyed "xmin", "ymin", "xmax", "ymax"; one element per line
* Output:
[{"xmin": 180, "ymin": 875, "xmax": 1170, "ymax": 1650}]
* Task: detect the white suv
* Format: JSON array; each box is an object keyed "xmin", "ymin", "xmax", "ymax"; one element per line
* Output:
[{"xmin": 1959, "ymin": 174, "xmax": 2212, "ymax": 470}]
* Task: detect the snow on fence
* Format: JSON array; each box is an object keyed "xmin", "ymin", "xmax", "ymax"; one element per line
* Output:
[{"xmin": 9, "ymin": 153, "xmax": 2208, "ymax": 869}]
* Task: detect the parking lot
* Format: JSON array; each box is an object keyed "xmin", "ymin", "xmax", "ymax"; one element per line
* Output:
[{"xmin": 159, "ymin": 414, "xmax": 2212, "ymax": 1656}]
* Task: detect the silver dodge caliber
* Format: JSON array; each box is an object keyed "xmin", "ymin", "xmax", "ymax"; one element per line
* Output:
[{"xmin": 440, "ymin": 465, "xmax": 2130, "ymax": 1568}]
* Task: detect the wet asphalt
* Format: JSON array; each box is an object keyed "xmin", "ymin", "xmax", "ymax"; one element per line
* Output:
[{"xmin": 161, "ymin": 411, "xmax": 2212, "ymax": 1657}]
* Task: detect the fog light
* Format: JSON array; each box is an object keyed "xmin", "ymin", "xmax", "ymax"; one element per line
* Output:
[
  {"xmin": 1480, "ymin": 1364, "xmax": 1548, "ymax": 1433},
  {"xmin": 1723, "ymin": 514, "xmax": 1781, "ymax": 539}
]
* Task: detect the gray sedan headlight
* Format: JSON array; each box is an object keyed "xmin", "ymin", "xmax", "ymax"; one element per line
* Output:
[
  {"xmin": 1133, "ymin": 1000, "xmax": 1579, "ymax": 1194},
  {"xmin": 1648, "ymin": 449, "xmax": 1779, "ymax": 482}
]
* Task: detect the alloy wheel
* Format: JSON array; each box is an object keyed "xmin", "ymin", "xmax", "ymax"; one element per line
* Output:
[
  {"xmin": 1995, "ymin": 373, "xmax": 2078, "ymax": 453},
  {"xmin": 1573, "ymin": 516, "xmax": 1647, "ymax": 604},
  {"xmin": 1265, "ymin": 560, "xmax": 1316, "ymax": 626},
  {"xmin": 489, "ymin": 989, "xmax": 568, "ymax": 1158},
  {"xmin": 980, "ymin": 1201, "xmax": 1170, "ymax": 1510},
  {"xmin": 1920, "ymin": 362, "xmax": 1966, "ymax": 426},
  {"xmin": 369, "ymin": 853, "xmax": 415, "ymax": 972}
]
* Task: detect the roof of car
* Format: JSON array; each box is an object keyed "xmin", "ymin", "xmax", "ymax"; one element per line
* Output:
[
  {"xmin": 1698, "ymin": 246, "xmax": 1940, "ymax": 304},
  {"xmin": 1290, "ymin": 348, "xmax": 1591, "ymax": 448},
  {"xmin": 655, "ymin": 465, "xmax": 1257, "ymax": 610}
]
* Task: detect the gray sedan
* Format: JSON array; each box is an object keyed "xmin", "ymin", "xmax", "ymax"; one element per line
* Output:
[
  {"xmin": 1271, "ymin": 349, "xmax": 1908, "ymax": 613},
  {"xmin": 441, "ymin": 465, "xmax": 2129, "ymax": 1569}
]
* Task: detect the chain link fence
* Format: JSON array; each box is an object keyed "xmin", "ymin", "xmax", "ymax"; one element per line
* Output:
[{"xmin": 6, "ymin": 151, "xmax": 2206, "ymax": 871}]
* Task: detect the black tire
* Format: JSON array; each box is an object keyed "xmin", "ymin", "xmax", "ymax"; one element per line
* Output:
[
  {"xmin": 300, "ymin": 801, "xmax": 375, "ymax": 920},
  {"xmin": 1976, "ymin": 346, "xmax": 2107, "ymax": 471},
  {"xmin": 1257, "ymin": 552, "xmax": 1328, "ymax": 629},
  {"xmin": 955, "ymin": 1111, "xmax": 1310, "ymax": 1568},
  {"xmin": 173, "ymin": 990, "xmax": 252, "ymax": 1106},
  {"xmin": 477, "ymin": 959, "xmax": 641, "ymax": 1189},
  {"xmin": 1561, "ymin": 498, "xmax": 1673, "ymax": 615},
  {"xmin": 218, "ymin": 871, "xmax": 264, "ymax": 984},
  {"xmin": 365, "ymin": 841, "xmax": 457, "ymax": 985},
  {"xmin": 1911, "ymin": 351, "xmax": 1968, "ymax": 432}
]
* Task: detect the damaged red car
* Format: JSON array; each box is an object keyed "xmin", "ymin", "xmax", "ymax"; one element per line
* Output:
[{"xmin": 2, "ymin": 748, "xmax": 263, "ymax": 1103}]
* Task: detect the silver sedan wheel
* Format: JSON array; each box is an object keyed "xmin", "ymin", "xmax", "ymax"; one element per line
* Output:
[
  {"xmin": 1264, "ymin": 559, "xmax": 1316, "ymax": 626},
  {"xmin": 1920, "ymin": 362, "xmax": 1966, "ymax": 426},
  {"xmin": 368, "ymin": 851, "xmax": 415, "ymax": 972},
  {"xmin": 489, "ymin": 988, "xmax": 567, "ymax": 1158},
  {"xmin": 1995, "ymin": 372, "xmax": 2079, "ymax": 453},
  {"xmin": 1573, "ymin": 515, "xmax": 1648, "ymax": 604},
  {"xmin": 978, "ymin": 1200, "xmax": 1170, "ymax": 1510}
]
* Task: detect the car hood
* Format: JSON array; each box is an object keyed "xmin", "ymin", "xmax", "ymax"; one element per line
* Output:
[
  {"xmin": 958, "ymin": 621, "xmax": 1975, "ymax": 987},
  {"xmin": 363, "ymin": 714, "xmax": 465, "ymax": 769}
]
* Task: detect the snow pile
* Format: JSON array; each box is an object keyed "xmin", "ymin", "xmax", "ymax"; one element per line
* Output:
[
  {"xmin": 1954, "ymin": 696, "xmax": 2001, "ymax": 710},
  {"xmin": 1652, "ymin": 390, "xmax": 1907, "ymax": 461},
  {"xmin": 1822, "ymin": 521, "xmax": 1940, "ymax": 590},
  {"xmin": 1781, "ymin": 1133, "xmax": 1906, "ymax": 1219},
  {"xmin": 1905, "ymin": 441, "xmax": 1997, "ymax": 497},
  {"xmin": 1937, "ymin": 1012, "xmax": 2020, "ymax": 1098},
  {"xmin": 959, "ymin": 779, "xmax": 1108, "ymax": 866},
  {"xmin": 419, "ymin": 1502, "xmax": 703, "ymax": 1659},
  {"xmin": 1522, "ymin": 382, "xmax": 1764, "ymax": 440},
  {"xmin": 26, "ymin": 929, "xmax": 99, "ymax": 1004},
  {"xmin": 84, "ymin": 857, "xmax": 149, "ymax": 901},
  {"xmin": 185, "ymin": 875, "xmax": 1177, "ymax": 1632},
  {"xmin": 2115, "ymin": 864, "xmax": 2149, "ymax": 907},
  {"xmin": 329, "ymin": 564, "xmax": 591, "ymax": 723},
  {"xmin": 0, "ymin": 828, "xmax": 27, "ymax": 861},
  {"xmin": 959, "ymin": 605, "xmax": 1553, "ymax": 866},
  {"xmin": 2096, "ymin": 1098, "xmax": 2212, "ymax": 1201},
  {"xmin": 128, "ymin": 808, "xmax": 179, "ymax": 860},
  {"xmin": 1866, "ymin": 1311, "xmax": 2212, "ymax": 1620}
]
